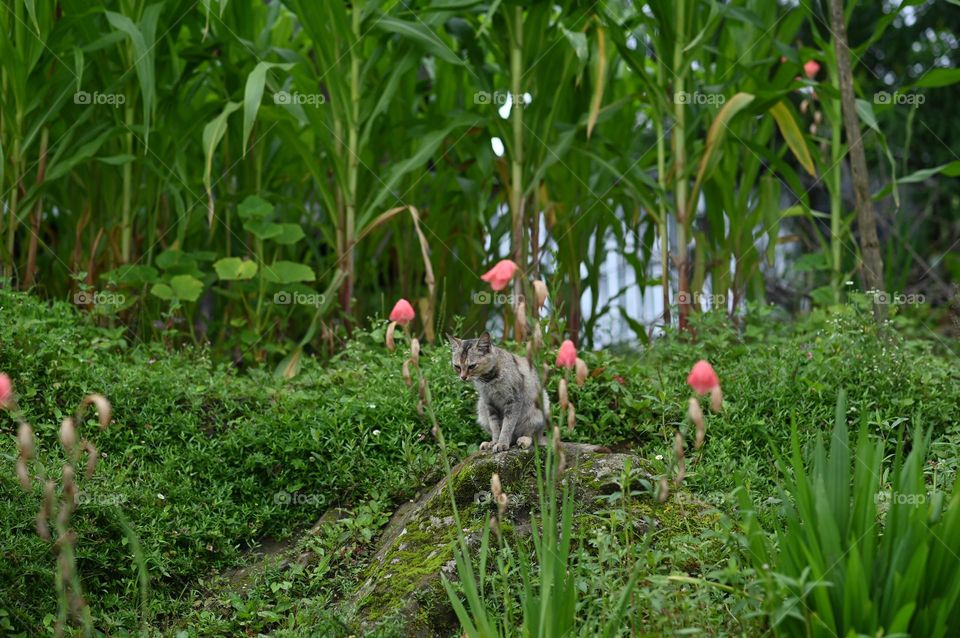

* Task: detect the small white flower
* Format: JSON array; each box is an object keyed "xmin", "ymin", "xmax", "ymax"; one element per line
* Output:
[
  {"xmin": 157, "ymin": 493, "xmax": 166, "ymax": 500},
  {"xmin": 372, "ymin": 429, "xmax": 381, "ymax": 436},
  {"xmin": 655, "ymin": 454, "xmax": 664, "ymax": 461}
]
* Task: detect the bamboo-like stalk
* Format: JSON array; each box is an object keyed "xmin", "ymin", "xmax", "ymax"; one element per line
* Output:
[
  {"xmin": 828, "ymin": 60, "xmax": 843, "ymax": 304},
  {"xmin": 24, "ymin": 127, "xmax": 49, "ymax": 288},
  {"xmin": 122, "ymin": 103, "xmax": 134, "ymax": 263},
  {"xmin": 673, "ymin": 0, "xmax": 690, "ymax": 330},
  {"xmin": 344, "ymin": 3, "xmax": 361, "ymax": 319},
  {"xmin": 510, "ymin": 5, "xmax": 525, "ymax": 338},
  {"xmin": 7, "ymin": 138, "xmax": 21, "ymax": 283},
  {"xmin": 655, "ymin": 58, "xmax": 671, "ymax": 326}
]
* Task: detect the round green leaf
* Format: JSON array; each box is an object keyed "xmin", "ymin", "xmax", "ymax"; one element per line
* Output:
[
  {"xmin": 150, "ymin": 283, "xmax": 174, "ymax": 300},
  {"xmin": 244, "ymin": 220, "xmax": 284, "ymax": 240},
  {"xmin": 237, "ymin": 195, "xmax": 274, "ymax": 221},
  {"xmin": 214, "ymin": 257, "xmax": 258, "ymax": 280},
  {"xmin": 170, "ymin": 275, "xmax": 204, "ymax": 302},
  {"xmin": 272, "ymin": 223, "xmax": 305, "ymax": 245},
  {"xmin": 262, "ymin": 261, "xmax": 315, "ymax": 284}
]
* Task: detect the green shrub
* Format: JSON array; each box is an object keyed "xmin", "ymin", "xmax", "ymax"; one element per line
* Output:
[{"xmin": 738, "ymin": 390, "xmax": 960, "ymax": 637}]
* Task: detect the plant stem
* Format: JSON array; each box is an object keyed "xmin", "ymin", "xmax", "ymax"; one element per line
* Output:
[
  {"xmin": 829, "ymin": 61, "xmax": 843, "ymax": 304},
  {"xmin": 344, "ymin": 3, "xmax": 361, "ymax": 320},
  {"xmin": 673, "ymin": 0, "xmax": 690, "ymax": 331},
  {"xmin": 122, "ymin": 104, "xmax": 134, "ymax": 263},
  {"xmin": 24, "ymin": 127, "xmax": 49, "ymax": 288},
  {"xmin": 510, "ymin": 5, "xmax": 525, "ymax": 336},
  {"xmin": 656, "ymin": 58, "xmax": 671, "ymax": 325}
]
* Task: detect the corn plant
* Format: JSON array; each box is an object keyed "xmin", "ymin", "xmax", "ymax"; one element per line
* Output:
[{"xmin": 738, "ymin": 390, "xmax": 960, "ymax": 637}]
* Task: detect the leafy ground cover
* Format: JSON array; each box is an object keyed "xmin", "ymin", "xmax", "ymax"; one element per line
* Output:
[{"xmin": 1, "ymin": 289, "xmax": 958, "ymax": 635}]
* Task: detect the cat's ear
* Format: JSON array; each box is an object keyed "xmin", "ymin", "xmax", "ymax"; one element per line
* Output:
[
  {"xmin": 446, "ymin": 333, "xmax": 462, "ymax": 348},
  {"xmin": 477, "ymin": 331, "xmax": 491, "ymax": 352}
]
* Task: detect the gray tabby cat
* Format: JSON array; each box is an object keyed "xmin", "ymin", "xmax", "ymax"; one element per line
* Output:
[{"xmin": 447, "ymin": 332, "xmax": 547, "ymax": 452}]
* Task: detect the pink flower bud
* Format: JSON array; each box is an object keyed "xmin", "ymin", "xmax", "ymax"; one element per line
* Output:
[
  {"xmin": 804, "ymin": 59, "xmax": 820, "ymax": 79},
  {"xmin": 60, "ymin": 418, "xmax": 77, "ymax": 452},
  {"xmin": 389, "ymin": 299, "xmax": 416, "ymax": 326},
  {"xmin": 410, "ymin": 338, "xmax": 420, "ymax": 366},
  {"xmin": 81, "ymin": 394, "xmax": 111, "ymax": 429},
  {"xmin": 17, "ymin": 423, "xmax": 35, "ymax": 459},
  {"xmin": 710, "ymin": 386, "xmax": 723, "ymax": 412},
  {"xmin": 0, "ymin": 373, "xmax": 12, "ymax": 407},
  {"xmin": 574, "ymin": 358, "xmax": 588, "ymax": 386},
  {"xmin": 689, "ymin": 398, "xmax": 706, "ymax": 449},
  {"xmin": 556, "ymin": 340, "xmax": 577, "ymax": 369},
  {"xmin": 532, "ymin": 280, "xmax": 548, "ymax": 311},
  {"xmin": 687, "ymin": 360, "xmax": 720, "ymax": 395},
  {"xmin": 515, "ymin": 300, "xmax": 527, "ymax": 341},
  {"xmin": 385, "ymin": 321, "xmax": 397, "ymax": 351},
  {"xmin": 480, "ymin": 259, "xmax": 518, "ymax": 292}
]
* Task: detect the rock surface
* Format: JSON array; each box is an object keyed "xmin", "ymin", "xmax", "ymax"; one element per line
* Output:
[{"xmin": 345, "ymin": 442, "xmax": 696, "ymax": 636}]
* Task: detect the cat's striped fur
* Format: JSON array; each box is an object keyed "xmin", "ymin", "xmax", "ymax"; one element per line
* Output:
[{"xmin": 447, "ymin": 332, "xmax": 547, "ymax": 452}]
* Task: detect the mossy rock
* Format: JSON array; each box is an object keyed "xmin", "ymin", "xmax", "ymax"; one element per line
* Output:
[{"xmin": 343, "ymin": 442, "xmax": 716, "ymax": 637}]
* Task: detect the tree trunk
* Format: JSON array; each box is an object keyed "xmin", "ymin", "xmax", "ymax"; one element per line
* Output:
[{"xmin": 829, "ymin": 0, "xmax": 887, "ymax": 322}]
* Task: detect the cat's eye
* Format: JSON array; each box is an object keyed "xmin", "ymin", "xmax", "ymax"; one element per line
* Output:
[
  {"xmin": 453, "ymin": 365, "xmax": 461, "ymax": 372},
  {"xmin": 468, "ymin": 364, "xmax": 477, "ymax": 371}
]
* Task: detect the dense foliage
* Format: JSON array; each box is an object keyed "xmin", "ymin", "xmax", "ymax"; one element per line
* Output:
[
  {"xmin": 1, "ymin": 289, "xmax": 957, "ymax": 634},
  {"xmin": 1, "ymin": 0, "xmax": 957, "ymax": 360}
]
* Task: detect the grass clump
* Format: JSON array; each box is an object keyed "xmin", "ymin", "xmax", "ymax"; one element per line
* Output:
[{"xmin": 738, "ymin": 390, "xmax": 960, "ymax": 636}]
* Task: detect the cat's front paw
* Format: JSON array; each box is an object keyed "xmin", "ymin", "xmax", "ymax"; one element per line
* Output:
[
  {"xmin": 479, "ymin": 440, "xmax": 496, "ymax": 452},
  {"xmin": 492, "ymin": 442, "xmax": 510, "ymax": 453},
  {"xmin": 516, "ymin": 436, "xmax": 533, "ymax": 450}
]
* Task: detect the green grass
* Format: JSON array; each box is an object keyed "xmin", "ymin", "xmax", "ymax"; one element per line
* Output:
[{"xmin": 1, "ymin": 288, "xmax": 958, "ymax": 635}]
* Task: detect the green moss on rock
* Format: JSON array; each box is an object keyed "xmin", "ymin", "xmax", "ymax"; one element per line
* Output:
[{"xmin": 344, "ymin": 443, "xmax": 716, "ymax": 637}]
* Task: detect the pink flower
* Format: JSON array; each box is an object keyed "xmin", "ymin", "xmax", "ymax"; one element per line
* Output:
[
  {"xmin": 804, "ymin": 60, "xmax": 820, "ymax": 80},
  {"xmin": 480, "ymin": 259, "xmax": 518, "ymax": 292},
  {"xmin": 556, "ymin": 340, "xmax": 577, "ymax": 369},
  {"xmin": 0, "ymin": 373, "xmax": 11, "ymax": 406},
  {"xmin": 389, "ymin": 299, "xmax": 415, "ymax": 325},
  {"xmin": 687, "ymin": 360, "xmax": 720, "ymax": 395}
]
